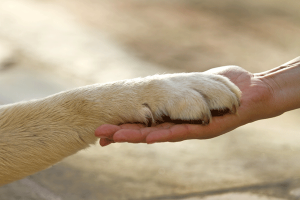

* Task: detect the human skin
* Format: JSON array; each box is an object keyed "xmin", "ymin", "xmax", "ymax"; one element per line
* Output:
[{"xmin": 95, "ymin": 57, "xmax": 300, "ymax": 146}]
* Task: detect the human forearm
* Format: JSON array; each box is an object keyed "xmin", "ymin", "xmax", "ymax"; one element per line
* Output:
[{"xmin": 258, "ymin": 57, "xmax": 300, "ymax": 117}]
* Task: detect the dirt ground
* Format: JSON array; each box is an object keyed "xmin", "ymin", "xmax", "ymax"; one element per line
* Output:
[{"xmin": 55, "ymin": 0, "xmax": 300, "ymax": 72}]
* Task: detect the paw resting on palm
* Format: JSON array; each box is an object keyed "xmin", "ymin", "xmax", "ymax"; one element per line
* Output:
[{"xmin": 131, "ymin": 72, "xmax": 241, "ymax": 126}]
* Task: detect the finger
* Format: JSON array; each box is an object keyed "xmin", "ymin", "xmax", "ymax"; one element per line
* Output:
[
  {"xmin": 146, "ymin": 124, "xmax": 192, "ymax": 143},
  {"xmin": 146, "ymin": 116, "xmax": 239, "ymax": 143},
  {"xmin": 99, "ymin": 138, "xmax": 115, "ymax": 147},
  {"xmin": 119, "ymin": 123, "xmax": 146, "ymax": 129},
  {"xmin": 113, "ymin": 127, "xmax": 161, "ymax": 143},
  {"xmin": 95, "ymin": 124, "xmax": 121, "ymax": 138}
]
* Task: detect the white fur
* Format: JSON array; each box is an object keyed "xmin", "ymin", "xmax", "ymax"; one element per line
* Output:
[{"xmin": 0, "ymin": 72, "xmax": 241, "ymax": 185}]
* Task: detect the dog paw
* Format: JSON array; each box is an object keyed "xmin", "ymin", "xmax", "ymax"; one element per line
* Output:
[{"xmin": 137, "ymin": 73, "xmax": 241, "ymax": 126}]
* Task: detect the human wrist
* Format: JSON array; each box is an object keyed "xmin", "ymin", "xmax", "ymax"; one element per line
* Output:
[{"xmin": 258, "ymin": 57, "xmax": 300, "ymax": 117}]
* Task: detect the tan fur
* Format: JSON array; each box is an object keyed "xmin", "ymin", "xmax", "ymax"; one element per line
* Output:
[{"xmin": 0, "ymin": 72, "xmax": 241, "ymax": 185}]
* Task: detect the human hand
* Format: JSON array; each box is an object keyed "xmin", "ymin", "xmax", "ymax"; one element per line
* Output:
[{"xmin": 95, "ymin": 65, "xmax": 275, "ymax": 146}]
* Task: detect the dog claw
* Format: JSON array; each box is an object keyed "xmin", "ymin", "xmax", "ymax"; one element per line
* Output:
[
  {"xmin": 202, "ymin": 115, "xmax": 210, "ymax": 125},
  {"xmin": 230, "ymin": 105, "xmax": 237, "ymax": 114}
]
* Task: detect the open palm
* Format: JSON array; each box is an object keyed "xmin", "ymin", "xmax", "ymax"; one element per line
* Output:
[{"xmin": 95, "ymin": 65, "xmax": 274, "ymax": 146}]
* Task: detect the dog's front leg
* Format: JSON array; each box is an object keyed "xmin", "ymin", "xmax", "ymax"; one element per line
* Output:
[
  {"xmin": 0, "ymin": 85, "xmax": 113, "ymax": 185},
  {"xmin": 0, "ymin": 79, "xmax": 163, "ymax": 185},
  {"xmin": 0, "ymin": 72, "xmax": 241, "ymax": 185}
]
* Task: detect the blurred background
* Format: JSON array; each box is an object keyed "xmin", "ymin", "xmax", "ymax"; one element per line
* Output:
[{"xmin": 0, "ymin": 0, "xmax": 300, "ymax": 199}]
